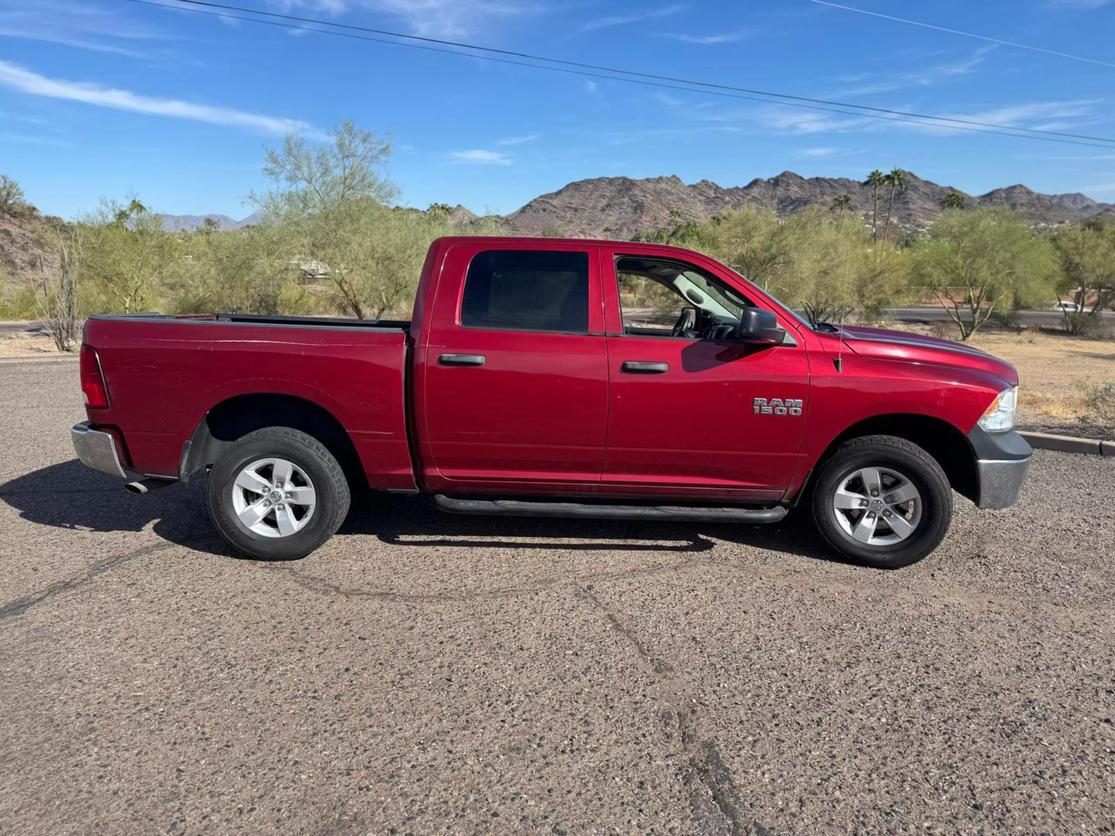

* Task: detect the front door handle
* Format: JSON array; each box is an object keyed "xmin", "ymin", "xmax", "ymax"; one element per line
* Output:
[
  {"xmin": 621, "ymin": 361, "xmax": 669, "ymax": 374},
  {"xmin": 439, "ymin": 353, "xmax": 486, "ymax": 367}
]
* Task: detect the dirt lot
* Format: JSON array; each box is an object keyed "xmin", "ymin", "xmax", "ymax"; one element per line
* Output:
[
  {"xmin": 1, "ymin": 360, "xmax": 1114, "ymax": 833},
  {"xmin": 944, "ymin": 330, "xmax": 1114, "ymax": 434}
]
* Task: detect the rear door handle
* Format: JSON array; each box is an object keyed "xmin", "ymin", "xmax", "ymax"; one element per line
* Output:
[
  {"xmin": 621, "ymin": 361, "xmax": 669, "ymax": 374},
  {"xmin": 439, "ymin": 353, "xmax": 486, "ymax": 367}
]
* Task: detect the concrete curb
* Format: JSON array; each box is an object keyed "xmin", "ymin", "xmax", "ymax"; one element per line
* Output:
[
  {"xmin": 1019, "ymin": 431, "xmax": 1113, "ymax": 457},
  {"xmin": 0, "ymin": 354, "xmax": 79, "ymax": 364}
]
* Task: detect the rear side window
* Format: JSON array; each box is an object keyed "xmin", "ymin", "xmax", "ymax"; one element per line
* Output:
[{"xmin": 461, "ymin": 250, "xmax": 589, "ymax": 333}]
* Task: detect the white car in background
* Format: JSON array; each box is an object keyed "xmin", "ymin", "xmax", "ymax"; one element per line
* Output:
[{"xmin": 1054, "ymin": 300, "xmax": 1081, "ymax": 313}]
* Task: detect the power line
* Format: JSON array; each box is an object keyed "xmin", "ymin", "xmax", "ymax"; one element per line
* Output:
[
  {"xmin": 123, "ymin": 0, "xmax": 1115, "ymax": 148},
  {"xmin": 811, "ymin": 0, "xmax": 1115, "ymax": 70}
]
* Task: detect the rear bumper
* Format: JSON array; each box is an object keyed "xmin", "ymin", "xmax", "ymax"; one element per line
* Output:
[
  {"xmin": 71, "ymin": 421, "xmax": 127, "ymax": 479},
  {"xmin": 968, "ymin": 427, "xmax": 1032, "ymax": 510}
]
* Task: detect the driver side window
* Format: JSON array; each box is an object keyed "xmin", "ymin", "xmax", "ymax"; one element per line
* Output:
[
  {"xmin": 616, "ymin": 256, "xmax": 751, "ymax": 339},
  {"xmin": 618, "ymin": 272, "xmax": 689, "ymax": 337}
]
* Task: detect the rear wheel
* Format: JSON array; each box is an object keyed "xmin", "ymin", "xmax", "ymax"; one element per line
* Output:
[
  {"xmin": 206, "ymin": 427, "xmax": 350, "ymax": 560},
  {"xmin": 811, "ymin": 435, "xmax": 952, "ymax": 569}
]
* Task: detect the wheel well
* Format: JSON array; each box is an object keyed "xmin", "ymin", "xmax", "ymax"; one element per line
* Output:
[
  {"xmin": 815, "ymin": 414, "xmax": 978, "ymax": 503},
  {"xmin": 182, "ymin": 394, "xmax": 367, "ymax": 490}
]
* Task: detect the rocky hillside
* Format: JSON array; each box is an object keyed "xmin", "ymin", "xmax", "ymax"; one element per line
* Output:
[
  {"xmin": 499, "ymin": 171, "xmax": 1115, "ymax": 238},
  {"xmin": 0, "ymin": 210, "xmax": 62, "ymax": 287}
]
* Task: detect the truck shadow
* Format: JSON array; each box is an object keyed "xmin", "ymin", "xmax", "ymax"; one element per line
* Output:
[{"xmin": 0, "ymin": 460, "xmax": 836, "ymax": 563}]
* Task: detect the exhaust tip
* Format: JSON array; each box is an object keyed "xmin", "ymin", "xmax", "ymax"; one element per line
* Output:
[{"xmin": 125, "ymin": 478, "xmax": 174, "ymax": 494}]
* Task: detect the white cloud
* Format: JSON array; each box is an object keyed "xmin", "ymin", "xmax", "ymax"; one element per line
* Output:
[
  {"xmin": 0, "ymin": 132, "xmax": 74, "ymax": 148},
  {"xmin": 799, "ymin": 147, "xmax": 840, "ymax": 157},
  {"xmin": 449, "ymin": 148, "xmax": 511, "ymax": 165},
  {"xmin": 831, "ymin": 47, "xmax": 993, "ymax": 98},
  {"xmin": 496, "ymin": 134, "xmax": 539, "ymax": 146},
  {"xmin": 661, "ymin": 30, "xmax": 751, "ymax": 45},
  {"xmin": 0, "ymin": 0, "xmax": 168, "ymax": 57},
  {"xmin": 751, "ymin": 98, "xmax": 1102, "ymax": 140},
  {"xmin": 756, "ymin": 107, "xmax": 864, "ymax": 135},
  {"xmin": 0, "ymin": 60, "xmax": 323, "ymax": 137},
  {"xmin": 582, "ymin": 4, "xmax": 687, "ymax": 31},
  {"xmin": 1043, "ymin": 0, "xmax": 1111, "ymax": 8},
  {"xmin": 270, "ymin": 0, "xmax": 537, "ymax": 39},
  {"xmin": 913, "ymin": 100, "xmax": 1100, "ymax": 134}
]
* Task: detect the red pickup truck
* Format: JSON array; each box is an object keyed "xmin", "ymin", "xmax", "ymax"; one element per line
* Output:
[{"xmin": 72, "ymin": 236, "xmax": 1030, "ymax": 569}]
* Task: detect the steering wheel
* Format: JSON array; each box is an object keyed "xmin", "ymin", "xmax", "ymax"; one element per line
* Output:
[{"xmin": 671, "ymin": 307, "xmax": 698, "ymax": 337}]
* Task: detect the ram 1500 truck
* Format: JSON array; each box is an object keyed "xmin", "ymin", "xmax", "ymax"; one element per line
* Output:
[{"xmin": 71, "ymin": 236, "xmax": 1031, "ymax": 568}]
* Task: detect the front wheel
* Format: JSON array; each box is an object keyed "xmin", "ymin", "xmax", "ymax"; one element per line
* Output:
[
  {"xmin": 811, "ymin": 435, "xmax": 952, "ymax": 569},
  {"xmin": 206, "ymin": 427, "xmax": 351, "ymax": 560}
]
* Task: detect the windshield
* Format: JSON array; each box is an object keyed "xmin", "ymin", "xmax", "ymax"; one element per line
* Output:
[{"xmin": 719, "ymin": 265, "xmax": 815, "ymax": 331}]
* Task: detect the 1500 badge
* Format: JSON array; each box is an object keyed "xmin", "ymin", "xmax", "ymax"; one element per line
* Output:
[{"xmin": 754, "ymin": 397, "xmax": 803, "ymax": 416}]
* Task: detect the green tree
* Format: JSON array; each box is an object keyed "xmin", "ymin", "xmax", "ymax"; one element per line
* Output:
[
  {"xmin": 941, "ymin": 190, "xmax": 967, "ymax": 210},
  {"xmin": 911, "ymin": 208, "xmax": 1059, "ymax": 340},
  {"xmin": 255, "ymin": 121, "xmax": 416, "ymax": 318},
  {"xmin": 864, "ymin": 169, "xmax": 885, "ymax": 240},
  {"xmin": 162, "ymin": 221, "xmax": 306, "ymax": 315},
  {"xmin": 81, "ymin": 198, "xmax": 171, "ymax": 313},
  {"xmin": 830, "ymin": 193, "xmax": 854, "ymax": 214},
  {"xmin": 776, "ymin": 208, "xmax": 908, "ymax": 324},
  {"xmin": 1052, "ymin": 218, "xmax": 1115, "ymax": 335},
  {"xmin": 0, "ymin": 174, "xmax": 27, "ymax": 214},
  {"xmin": 691, "ymin": 205, "xmax": 791, "ymax": 292},
  {"xmin": 880, "ymin": 167, "xmax": 907, "ymax": 241}
]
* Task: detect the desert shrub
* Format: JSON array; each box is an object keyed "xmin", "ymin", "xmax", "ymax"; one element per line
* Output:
[
  {"xmin": 0, "ymin": 175, "xmax": 27, "ymax": 215},
  {"xmin": 1085, "ymin": 382, "xmax": 1115, "ymax": 429}
]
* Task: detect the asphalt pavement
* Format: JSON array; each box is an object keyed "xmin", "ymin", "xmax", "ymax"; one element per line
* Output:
[{"xmin": 1, "ymin": 360, "xmax": 1113, "ymax": 833}]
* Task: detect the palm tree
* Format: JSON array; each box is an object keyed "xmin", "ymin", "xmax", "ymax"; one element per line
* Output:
[
  {"xmin": 830, "ymin": 193, "xmax": 853, "ymax": 214},
  {"xmin": 864, "ymin": 170, "xmax": 885, "ymax": 239},
  {"xmin": 941, "ymin": 190, "xmax": 966, "ymax": 210},
  {"xmin": 880, "ymin": 167, "xmax": 907, "ymax": 241}
]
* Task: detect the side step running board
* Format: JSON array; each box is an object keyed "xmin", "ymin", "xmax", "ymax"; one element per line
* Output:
[{"xmin": 433, "ymin": 495, "xmax": 787, "ymax": 524}]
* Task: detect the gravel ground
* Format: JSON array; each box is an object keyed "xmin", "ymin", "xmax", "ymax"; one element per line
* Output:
[{"xmin": 1, "ymin": 359, "xmax": 1113, "ymax": 834}]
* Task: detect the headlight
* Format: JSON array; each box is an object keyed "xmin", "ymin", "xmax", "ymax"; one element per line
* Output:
[{"xmin": 978, "ymin": 386, "xmax": 1017, "ymax": 433}]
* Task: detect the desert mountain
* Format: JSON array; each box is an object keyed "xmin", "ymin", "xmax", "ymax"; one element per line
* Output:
[
  {"xmin": 498, "ymin": 171, "xmax": 1114, "ymax": 238},
  {"xmin": 153, "ymin": 212, "xmax": 261, "ymax": 232}
]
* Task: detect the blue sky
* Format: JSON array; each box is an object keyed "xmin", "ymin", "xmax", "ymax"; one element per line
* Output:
[{"xmin": 1, "ymin": 0, "xmax": 1114, "ymax": 219}]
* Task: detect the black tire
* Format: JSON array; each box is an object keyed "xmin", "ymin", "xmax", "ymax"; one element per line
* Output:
[
  {"xmin": 810, "ymin": 434, "xmax": 952, "ymax": 569},
  {"xmin": 206, "ymin": 427, "xmax": 351, "ymax": 560}
]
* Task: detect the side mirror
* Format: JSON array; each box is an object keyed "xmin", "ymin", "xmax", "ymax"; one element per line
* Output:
[{"xmin": 735, "ymin": 308, "xmax": 786, "ymax": 345}]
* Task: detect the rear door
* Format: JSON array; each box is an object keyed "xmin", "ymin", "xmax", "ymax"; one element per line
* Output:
[
  {"xmin": 601, "ymin": 249, "xmax": 810, "ymax": 501},
  {"xmin": 418, "ymin": 242, "xmax": 609, "ymax": 489}
]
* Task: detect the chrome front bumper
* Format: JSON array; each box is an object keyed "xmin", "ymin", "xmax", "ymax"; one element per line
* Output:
[
  {"xmin": 975, "ymin": 457, "xmax": 1030, "ymax": 509},
  {"xmin": 968, "ymin": 427, "xmax": 1032, "ymax": 509},
  {"xmin": 71, "ymin": 421, "xmax": 127, "ymax": 479}
]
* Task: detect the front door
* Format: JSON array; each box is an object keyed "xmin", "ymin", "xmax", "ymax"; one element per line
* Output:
[
  {"xmin": 420, "ymin": 244, "xmax": 609, "ymax": 488},
  {"xmin": 602, "ymin": 253, "xmax": 810, "ymax": 501}
]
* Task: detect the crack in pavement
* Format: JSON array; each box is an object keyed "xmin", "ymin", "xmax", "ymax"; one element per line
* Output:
[
  {"xmin": 267, "ymin": 555, "xmax": 704, "ymax": 604},
  {"xmin": 574, "ymin": 584, "xmax": 769, "ymax": 836},
  {"xmin": 0, "ymin": 541, "xmax": 177, "ymax": 622}
]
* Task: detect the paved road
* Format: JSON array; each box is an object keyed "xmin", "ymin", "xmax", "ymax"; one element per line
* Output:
[
  {"xmin": 0, "ymin": 320, "xmax": 45, "ymax": 337},
  {"xmin": 1, "ymin": 361, "xmax": 1113, "ymax": 833},
  {"xmin": 883, "ymin": 306, "xmax": 1115, "ymax": 326}
]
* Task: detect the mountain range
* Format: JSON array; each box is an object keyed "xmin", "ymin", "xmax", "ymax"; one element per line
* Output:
[
  {"xmin": 5, "ymin": 170, "xmax": 1113, "ymax": 290},
  {"xmin": 491, "ymin": 171, "xmax": 1114, "ymax": 238},
  {"xmin": 154, "ymin": 170, "xmax": 1114, "ymax": 239}
]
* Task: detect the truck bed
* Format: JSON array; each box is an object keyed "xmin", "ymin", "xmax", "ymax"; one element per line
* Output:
[{"xmin": 82, "ymin": 313, "xmax": 415, "ymax": 489}]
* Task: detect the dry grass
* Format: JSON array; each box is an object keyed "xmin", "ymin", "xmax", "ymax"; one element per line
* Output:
[
  {"xmin": 0, "ymin": 331, "xmax": 61, "ymax": 357},
  {"xmin": 971, "ymin": 332, "xmax": 1115, "ymax": 433}
]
